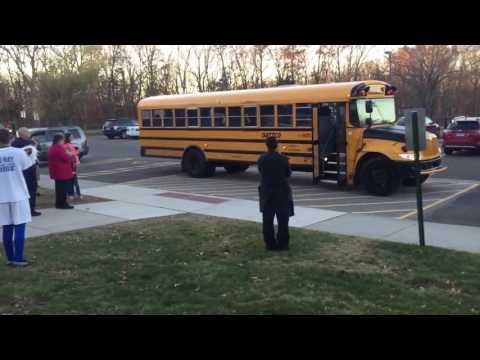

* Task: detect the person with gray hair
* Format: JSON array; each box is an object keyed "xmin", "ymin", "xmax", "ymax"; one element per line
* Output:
[
  {"xmin": 0, "ymin": 128, "xmax": 32, "ymax": 267},
  {"xmin": 11, "ymin": 127, "xmax": 41, "ymax": 217}
]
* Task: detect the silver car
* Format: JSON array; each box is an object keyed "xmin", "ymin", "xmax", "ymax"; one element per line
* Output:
[{"xmin": 30, "ymin": 126, "xmax": 89, "ymax": 162}]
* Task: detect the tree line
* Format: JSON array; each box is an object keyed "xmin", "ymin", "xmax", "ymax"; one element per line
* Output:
[{"xmin": 0, "ymin": 45, "xmax": 479, "ymax": 129}]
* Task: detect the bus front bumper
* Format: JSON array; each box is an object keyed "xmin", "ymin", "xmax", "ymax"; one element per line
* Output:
[{"xmin": 395, "ymin": 157, "xmax": 447, "ymax": 177}]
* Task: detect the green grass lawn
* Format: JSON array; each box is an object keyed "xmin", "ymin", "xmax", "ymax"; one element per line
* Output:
[{"xmin": 1, "ymin": 214, "xmax": 480, "ymax": 315}]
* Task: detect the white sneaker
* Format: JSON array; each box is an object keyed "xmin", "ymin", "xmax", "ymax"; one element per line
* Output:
[{"xmin": 10, "ymin": 260, "xmax": 31, "ymax": 267}]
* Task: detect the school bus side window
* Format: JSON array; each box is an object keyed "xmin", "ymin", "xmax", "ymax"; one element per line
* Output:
[
  {"xmin": 164, "ymin": 110, "xmax": 174, "ymax": 127},
  {"xmin": 296, "ymin": 103, "xmax": 312, "ymax": 128},
  {"xmin": 153, "ymin": 110, "xmax": 162, "ymax": 127},
  {"xmin": 228, "ymin": 107, "xmax": 241, "ymax": 127},
  {"xmin": 142, "ymin": 110, "xmax": 151, "ymax": 127},
  {"xmin": 175, "ymin": 109, "xmax": 186, "ymax": 127},
  {"xmin": 200, "ymin": 108, "xmax": 212, "ymax": 127},
  {"xmin": 244, "ymin": 106, "xmax": 257, "ymax": 127},
  {"xmin": 260, "ymin": 105, "xmax": 275, "ymax": 127},
  {"xmin": 187, "ymin": 109, "xmax": 199, "ymax": 127},
  {"xmin": 214, "ymin": 107, "xmax": 226, "ymax": 127},
  {"xmin": 278, "ymin": 104, "xmax": 293, "ymax": 127}
]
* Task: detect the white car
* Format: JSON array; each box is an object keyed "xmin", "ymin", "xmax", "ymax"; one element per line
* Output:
[{"xmin": 126, "ymin": 125, "xmax": 140, "ymax": 139}]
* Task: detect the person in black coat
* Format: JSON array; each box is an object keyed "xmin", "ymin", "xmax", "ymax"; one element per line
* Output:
[
  {"xmin": 11, "ymin": 127, "xmax": 41, "ymax": 217},
  {"xmin": 258, "ymin": 136, "xmax": 294, "ymax": 251}
]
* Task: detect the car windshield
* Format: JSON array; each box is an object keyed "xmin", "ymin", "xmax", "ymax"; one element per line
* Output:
[
  {"xmin": 355, "ymin": 98, "xmax": 396, "ymax": 126},
  {"xmin": 448, "ymin": 121, "xmax": 479, "ymax": 130},
  {"xmin": 46, "ymin": 130, "xmax": 65, "ymax": 141},
  {"xmin": 67, "ymin": 129, "xmax": 82, "ymax": 139},
  {"xmin": 396, "ymin": 115, "xmax": 432, "ymax": 126},
  {"xmin": 119, "ymin": 120, "xmax": 136, "ymax": 126}
]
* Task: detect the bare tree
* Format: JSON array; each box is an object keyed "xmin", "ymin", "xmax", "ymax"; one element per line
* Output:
[
  {"xmin": 174, "ymin": 46, "xmax": 191, "ymax": 94},
  {"xmin": 252, "ymin": 45, "xmax": 269, "ymax": 88},
  {"xmin": 393, "ymin": 45, "xmax": 459, "ymax": 120},
  {"xmin": 191, "ymin": 46, "xmax": 216, "ymax": 92}
]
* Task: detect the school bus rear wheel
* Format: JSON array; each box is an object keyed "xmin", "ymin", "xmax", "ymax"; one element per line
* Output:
[
  {"xmin": 183, "ymin": 149, "xmax": 216, "ymax": 178},
  {"xmin": 360, "ymin": 157, "xmax": 400, "ymax": 196}
]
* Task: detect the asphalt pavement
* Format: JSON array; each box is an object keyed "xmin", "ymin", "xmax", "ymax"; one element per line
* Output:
[{"xmin": 40, "ymin": 135, "xmax": 480, "ymax": 227}]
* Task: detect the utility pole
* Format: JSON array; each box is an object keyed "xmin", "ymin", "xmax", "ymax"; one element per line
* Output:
[{"xmin": 384, "ymin": 51, "xmax": 393, "ymax": 83}]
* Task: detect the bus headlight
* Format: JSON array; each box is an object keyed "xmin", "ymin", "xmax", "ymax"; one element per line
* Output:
[{"xmin": 399, "ymin": 153, "xmax": 415, "ymax": 161}]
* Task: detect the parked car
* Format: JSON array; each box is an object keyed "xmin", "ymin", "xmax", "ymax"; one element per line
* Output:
[
  {"xmin": 30, "ymin": 126, "xmax": 89, "ymax": 162},
  {"xmin": 102, "ymin": 119, "xmax": 137, "ymax": 139},
  {"xmin": 0, "ymin": 124, "xmax": 13, "ymax": 135},
  {"xmin": 442, "ymin": 117, "xmax": 480, "ymax": 155},
  {"xmin": 396, "ymin": 115, "xmax": 442, "ymax": 138},
  {"xmin": 126, "ymin": 124, "xmax": 140, "ymax": 139}
]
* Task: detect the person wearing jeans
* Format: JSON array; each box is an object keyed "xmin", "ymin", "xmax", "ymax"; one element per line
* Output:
[
  {"xmin": 0, "ymin": 128, "xmax": 32, "ymax": 267},
  {"xmin": 63, "ymin": 133, "xmax": 82, "ymax": 200},
  {"xmin": 48, "ymin": 133, "xmax": 74, "ymax": 209}
]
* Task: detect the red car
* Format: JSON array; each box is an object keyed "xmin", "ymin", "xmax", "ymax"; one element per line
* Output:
[{"xmin": 442, "ymin": 117, "xmax": 480, "ymax": 155}]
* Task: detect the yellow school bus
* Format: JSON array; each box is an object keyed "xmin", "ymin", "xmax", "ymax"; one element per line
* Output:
[{"xmin": 137, "ymin": 80, "xmax": 446, "ymax": 195}]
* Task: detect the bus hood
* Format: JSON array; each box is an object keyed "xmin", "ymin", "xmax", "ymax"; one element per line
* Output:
[{"xmin": 363, "ymin": 125, "xmax": 406, "ymax": 143}]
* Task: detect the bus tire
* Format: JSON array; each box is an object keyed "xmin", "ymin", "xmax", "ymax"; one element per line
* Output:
[
  {"xmin": 402, "ymin": 175, "xmax": 429, "ymax": 187},
  {"xmin": 183, "ymin": 149, "xmax": 216, "ymax": 178},
  {"xmin": 443, "ymin": 147, "xmax": 453, "ymax": 155},
  {"xmin": 224, "ymin": 163, "xmax": 249, "ymax": 174},
  {"xmin": 360, "ymin": 157, "xmax": 400, "ymax": 196}
]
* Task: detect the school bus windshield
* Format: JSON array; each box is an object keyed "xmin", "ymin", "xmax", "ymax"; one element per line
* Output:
[{"xmin": 356, "ymin": 98, "xmax": 396, "ymax": 126}]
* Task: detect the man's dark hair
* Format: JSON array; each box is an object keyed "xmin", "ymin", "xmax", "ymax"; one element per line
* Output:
[
  {"xmin": 265, "ymin": 136, "xmax": 278, "ymax": 151},
  {"xmin": 52, "ymin": 133, "xmax": 64, "ymax": 144},
  {"xmin": 0, "ymin": 128, "xmax": 10, "ymax": 145},
  {"xmin": 64, "ymin": 133, "xmax": 72, "ymax": 143}
]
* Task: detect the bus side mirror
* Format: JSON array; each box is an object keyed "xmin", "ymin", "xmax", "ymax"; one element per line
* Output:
[{"xmin": 365, "ymin": 100, "xmax": 373, "ymax": 114}]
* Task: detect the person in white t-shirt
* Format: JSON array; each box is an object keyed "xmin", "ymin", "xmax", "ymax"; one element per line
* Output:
[{"xmin": 0, "ymin": 128, "xmax": 32, "ymax": 267}]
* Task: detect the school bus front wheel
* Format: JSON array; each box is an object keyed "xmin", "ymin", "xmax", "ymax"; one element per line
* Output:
[{"xmin": 359, "ymin": 156, "xmax": 401, "ymax": 196}]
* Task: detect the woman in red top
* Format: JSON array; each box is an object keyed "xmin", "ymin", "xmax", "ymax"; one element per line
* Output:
[
  {"xmin": 63, "ymin": 133, "xmax": 82, "ymax": 201},
  {"xmin": 48, "ymin": 133, "xmax": 74, "ymax": 209}
]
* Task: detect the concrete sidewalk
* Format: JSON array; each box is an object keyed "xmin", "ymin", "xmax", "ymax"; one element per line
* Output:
[{"xmin": 29, "ymin": 175, "xmax": 480, "ymax": 254}]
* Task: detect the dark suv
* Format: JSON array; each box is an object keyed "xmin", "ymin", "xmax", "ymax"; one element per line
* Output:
[
  {"xmin": 102, "ymin": 119, "xmax": 137, "ymax": 139},
  {"xmin": 30, "ymin": 126, "xmax": 89, "ymax": 162}
]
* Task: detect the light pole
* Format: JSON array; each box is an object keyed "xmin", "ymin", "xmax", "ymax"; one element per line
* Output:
[{"xmin": 384, "ymin": 51, "xmax": 393, "ymax": 83}]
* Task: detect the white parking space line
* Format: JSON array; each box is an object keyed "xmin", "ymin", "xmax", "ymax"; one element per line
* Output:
[
  {"xmin": 309, "ymin": 199, "xmax": 440, "ymax": 208},
  {"xmin": 81, "ymin": 158, "xmax": 135, "ymax": 166},
  {"xmin": 353, "ymin": 209, "xmax": 415, "ymax": 214},
  {"xmin": 158, "ymin": 183, "xmax": 259, "ymax": 191},
  {"xmin": 397, "ymin": 183, "xmax": 480, "ymax": 220},
  {"xmin": 79, "ymin": 162, "xmax": 178, "ymax": 178}
]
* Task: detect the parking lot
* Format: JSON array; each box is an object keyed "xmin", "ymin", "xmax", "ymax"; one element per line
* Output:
[
  {"xmin": 41, "ymin": 135, "xmax": 480, "ymax": 226},
  {"xmin": 123, "ymin": 166, "xmax": 477, "ymax": 219}
]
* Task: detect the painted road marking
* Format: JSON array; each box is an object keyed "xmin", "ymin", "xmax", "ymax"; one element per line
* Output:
[
  {"xmin": 117, "ymin": 170, "xmax": 478, "ymax": 219},
  {"xmin": 309, "ymin": 199, "xmax": 440, "ymax": 208},
  {"xmin": 397, "ymin": 183, "xmax": 480, "ymax": 220},
  {"xmin": 81, "ymin": 158, "xmax": 135, "ymax": 166},
  {"xmin": 353, "ymin": 209, "xmax": 415, "ymax": 214},
  {"xmin": 79, "ymin": 162, "xmax": 178, "ymax": 178}
]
